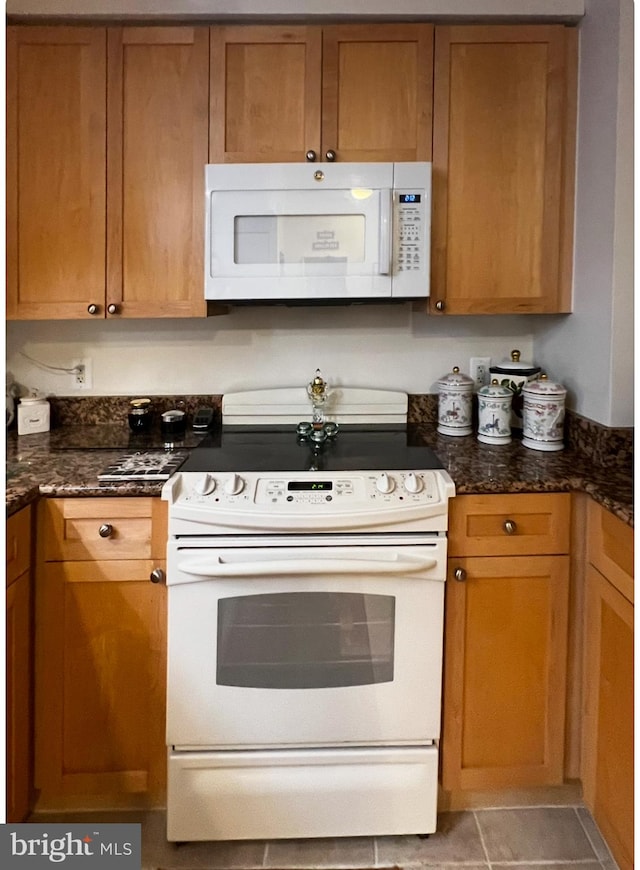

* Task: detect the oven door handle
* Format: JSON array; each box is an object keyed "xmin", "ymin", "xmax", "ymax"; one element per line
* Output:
[{"xmin": 177, "ymin": 554, "xmax": 438, "ymax": 578}]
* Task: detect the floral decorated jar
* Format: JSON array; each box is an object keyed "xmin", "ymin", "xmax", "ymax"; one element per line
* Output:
[
  {"xmin": 477, "ymin": 379, "xmax": 512, "ymax": 445},
  {"xmin": 437, "ymin": 366, "xmax": 474, "ymax": 437},
  {"xmin": 522, "ymin": 374, "xmax": 567, "ymax": 451},
  {"xmin": 489, "ymin": 349, "xmax": 541, "ymax": 435}
]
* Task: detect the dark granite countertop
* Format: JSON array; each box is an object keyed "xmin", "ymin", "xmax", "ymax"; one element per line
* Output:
[{"xmin": 6, "ymin": 422, "xmax": 633, "ymax": 526}]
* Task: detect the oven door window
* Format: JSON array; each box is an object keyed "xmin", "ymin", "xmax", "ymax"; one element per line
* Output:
[{"xmin": 217, "ymin": 592, "xmax": 395, "ymax": 689}]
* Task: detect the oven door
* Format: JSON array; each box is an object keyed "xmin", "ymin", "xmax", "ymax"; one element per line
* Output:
[{"xmin": 166, "ymin": 538, "xmax": 446, "ymax": 750}]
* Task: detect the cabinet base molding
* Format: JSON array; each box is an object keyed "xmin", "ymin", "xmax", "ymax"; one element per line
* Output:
[
  {"xmin": 438, "ymin": 781, "xmax": 583, "ymax": 812},
  {"xmin": 32, "ymin": 793, "xmax": 167, "ymax": 814}
]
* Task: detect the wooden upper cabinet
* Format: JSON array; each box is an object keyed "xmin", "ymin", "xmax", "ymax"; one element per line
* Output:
[
  {"xmin": 6, "ymin": 27, "xmax": 107, "ymax": 319},
  {"xmin": 210, "ymin": 26, "xmax": 322, "ymax": 163},
  {"xmin": 322, "ymin": 24, "xmax": 433, "ymax": 163},
  {"xmin": 210, "ymin": 23, "xmax": 433, "ymax": 163},
  {"xmin": 431, "ymin": 25, "xmax": 578, "ymax": 314},
  {"xmin": 107, "ymin": 27, "xmax": 209, "ymax": 317}
]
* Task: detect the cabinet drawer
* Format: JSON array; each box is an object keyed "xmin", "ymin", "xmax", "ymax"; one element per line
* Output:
[
  {"xmin": 448, "ymin": 493, "xmax": 570, "ymax": 557},
  {"xmin": 587, "ymin": 499, "xmax": 633, "ymax": 604},
  {"xmin": 6, "ymin": 506, "xmax": 32, "ymax": 587},
  {"xmin": 42, "ymin": 498, "xmax": 154, "ymax": 562}
]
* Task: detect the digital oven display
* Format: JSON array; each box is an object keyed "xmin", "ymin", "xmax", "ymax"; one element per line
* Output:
[
  {"xmin": 399, "ymin": 194, "xmax": 421, "ymax": 203},
  {"xmin": 287, "ymin": 481, "xmax": 333, "ymax": 491}
]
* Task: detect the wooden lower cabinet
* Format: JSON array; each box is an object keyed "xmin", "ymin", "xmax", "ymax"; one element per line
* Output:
[
  {"xmin": 582, "ymin": 502, "xmax": 634, "ymax": 870},
  {"xmin": 6, "ymin": 506, "xmax": 33, "ymax": 822},
  {"xmin": 34, "ymin": 498, "xmax": 168, "ymax": 810},
  {"xmin": 442, "ymin": 494, "xmax": 570, "ymax": 793}
]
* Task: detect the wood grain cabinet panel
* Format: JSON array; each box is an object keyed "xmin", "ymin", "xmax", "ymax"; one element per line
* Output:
[
  {"xmin": 431, "ymin": 25, "xmax": 577, "ymax": 314},
  {"xmin": 107, "ymin": 27, "xmax": 208, "ymax": 318},
  {"xmin": 6, "ymin": 26, "xmax": 107, "ymax": 319},
  {"xmin": 35, "ymin": 498, "xmax": 168, "ymax": 809},
  {"xmin": 210, "ymin": 23, "xmax": 433, "ymax": 164},
  {"xmin": 443, "ymin": 493, "xmax": 570, "ymax": 793},
  {"xmin": 6, "ymin": 507, "xmax": 33, "ymax": 822},
  {"xmin": 321, "ymin": 24, "xmax": 433, "ymax": 162},
  {"xmin": 210, "ymin": 26, "xmax": 322, "ymax": 163},
  {"xmin": 582, "ymin": 501, "xmax": 634, "ymax": 870}
]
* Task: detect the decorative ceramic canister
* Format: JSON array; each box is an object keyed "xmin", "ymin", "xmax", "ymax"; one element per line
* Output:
[
  {"xmin": 522, "ymin": 374, "xmax": 567, "ymax": 452},
  {"xmin": 437, "ymin": 366, "xmax": 474, "ymax": 436},
  {"xmin": 477, "ymin": 379, "xmax": 512, "ymax": 445},
  {"xmin": 489, "ymin": 349, "xmax": 541, "ymax": 435}
]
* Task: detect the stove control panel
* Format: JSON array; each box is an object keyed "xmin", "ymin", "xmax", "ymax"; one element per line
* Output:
[{"xmin": 176, "ymin": 470, "xmax": 446, "ymax": 509}]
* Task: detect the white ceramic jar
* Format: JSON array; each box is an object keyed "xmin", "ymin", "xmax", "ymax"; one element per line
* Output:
[
  {"xmin": 477, "ymin": 380, "xmax": 512, "ymax": 445},
  {"xmin": 489, "ymin": 349, "xmax": 541, "ymax": 434},
  {"xmin": 17, "ymin": 396, "xmax": 50, "ymax": 435},
  {"xmin": 437, "ymin": 367, "xmax": 474, "ymax": 437},
  {"xmin": 522, "ymin": 374, "xmax": 567, "ymax": 451}
]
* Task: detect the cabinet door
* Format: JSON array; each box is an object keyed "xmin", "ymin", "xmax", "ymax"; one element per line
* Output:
[
  {"xmin": 431, "ymin": 25, "xmax": 577, "ymax": 314},
  {"xmin": 6, "ymin": 571, "xmax": 32, "ymax": 822},
  {"xmin": 6, "ymin": 26, "xmax": 107, "ymax": 320},
  {"xmin": 322, "ymin": 24, "xmax": 433, "ymax": 162},
  {"xmin": 442, "ymin": 555, "xmax": 569, "ymax": 791},
  {"xmin": 210, "ymin": 26, "xmax": 322, "ymax": 163},
  {"xmin": 35, "ymin": 560, "xmax": 167, "ymax": 808},
  {"xmin": 582, "ymin": 565, "xmax": 634, "ymax": 870},
  {"xmin": 107, "ymin": 27, "xmax": 209, "ymax": 318}
]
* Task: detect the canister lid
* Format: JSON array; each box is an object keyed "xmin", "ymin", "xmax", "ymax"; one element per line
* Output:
[
  {"xmin": 522, "ymin": 373, "xmax": 567, "ymax": 396},
  {"xmin": 438, "ymin": 366, "xmax": 474, "ymax": 387},
  {"xmin": 478, "ymin": 378, "xmax": 512, "ymax": 398},
  {"xmin": 130, "ymin": 397, "xmax": 151, "ymax": 408},
  {"xmin": 490, "ymin": 349, "xmax": 540, "ymax": 377}
]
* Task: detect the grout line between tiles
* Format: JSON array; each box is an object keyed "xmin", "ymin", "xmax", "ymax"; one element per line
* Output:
[
  {"xmin": 373, "ymin": 836, "xmax": 379, "ymax": 867},
  {"xmin": 263, "ymin": 840, "xmax": 270, "ymax": 868},
  {"xmin": 572, "ymin": 806, "xmax": 617, "ymax": 867},
  {"xmin": 472, "ymin": 809, "xmax": 493, "ymax": 869}
]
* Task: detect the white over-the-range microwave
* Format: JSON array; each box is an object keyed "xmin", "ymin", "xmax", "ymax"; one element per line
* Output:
[{"xmin": 204, "ymin": 162, "xmax": 431, "ymax": 304}]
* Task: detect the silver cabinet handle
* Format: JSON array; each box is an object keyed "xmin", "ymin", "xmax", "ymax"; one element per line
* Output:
[
  {"xmin": 107, "ymin": 303, "xmax": 119, "ymax": 315},
  {"xmin": 325, "ymin": 149, "xmax": 336, "ymax": 161},
  {"xmin": 98, "ymin": 523, "xmax": 113, "ymax": 538},
  {"xmin": 305, "ymin": 149, "xmax": 317, "ymax": 162},
  {"xmin": 453, "ymin": 567, "xmax": 467, "ymax": 582},
  {"xmin": 503, "ymin": 519, "xmax": 517, "ymax": 535},
  {"xmin": 87, "ymin": 303, "xmax": 100, "ymax": 315},
  {"xmin": 150, "ymin": 568, "xmax": 166, "ymax": 584},
  {"xmin": 435, "ymin": 300, "xmax": 445, "ymax": 312}
]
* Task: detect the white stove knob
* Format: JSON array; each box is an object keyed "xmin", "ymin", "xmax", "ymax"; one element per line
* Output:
[
  {"xmin": 375, "ymin": 472, "xmax": 395, "ymax": 494},
  {"xmin": 224, "ymin": 473, "xmax": 245, "ymax": 496},
  {"xmin": 404, "ymin": 472, "xmax": 423, "ymax": 494},
  {"xmin": 194, "ymin": 473, "xmax": 216, "ymax": 495}
]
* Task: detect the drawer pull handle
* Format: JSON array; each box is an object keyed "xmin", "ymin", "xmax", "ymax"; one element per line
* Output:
[
  {"xmin": 150, "ymin": 568, "xmax": 166, "ymax": 584},
  {"xmin": 454, "ymin": 567, "xmax": 467, "ymax": 582},
  {"xmin": 98, "ymin": 523, "xmax": 113, "ymax": 538},
  {"xmin": 503, "ymin": 519, "xmax": 517, "ymax": 535}
]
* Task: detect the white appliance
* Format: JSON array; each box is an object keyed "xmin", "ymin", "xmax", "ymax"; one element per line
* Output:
[
  {"xmin": 205, "ymin": 162, "xmax": 431, "ymax": 303},
  {"xmin": 162, "ymin": 387, "xmax": 454, "ymax": 842}
]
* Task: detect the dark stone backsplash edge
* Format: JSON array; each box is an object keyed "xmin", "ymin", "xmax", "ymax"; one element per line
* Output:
[{"xmin": 16, "ymin": 393, "xmax": 633, "ymax": 471}]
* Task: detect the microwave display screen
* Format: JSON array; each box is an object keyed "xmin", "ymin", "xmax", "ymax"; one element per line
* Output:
[
  {"xmin": 399, "ymin": 194, "xmax": 421, "ymax": 203},
  {"xmin": 233, "ymin": 215, "xmax": 366, "ymax": 266}
]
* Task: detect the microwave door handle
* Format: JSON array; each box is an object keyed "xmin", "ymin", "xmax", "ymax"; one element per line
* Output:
[
  {"xmin": 378, "ymin": 189, "xmax": 393, "ymax": 275},
  {"xmin": 177, "ymin": 555, "xmax": 438, "ymax": 579}
]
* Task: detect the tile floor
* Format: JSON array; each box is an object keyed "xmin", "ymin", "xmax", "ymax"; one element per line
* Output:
[{"xmin": 29, "ymin": 805, "xmax": 620, "ymax": 870}]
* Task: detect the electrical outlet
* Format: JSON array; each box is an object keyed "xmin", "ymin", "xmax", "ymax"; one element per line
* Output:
[
  {"xmin": 469, "ymin": 357, "xmax": 491, "ymax": 390},
  {"xmin": 72, "ymin": 358, "xmax": 92, "ymax": 390}
]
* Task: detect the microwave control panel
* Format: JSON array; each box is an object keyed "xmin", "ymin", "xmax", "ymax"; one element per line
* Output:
[{"xmin": 394, "ymin": 188, "xmax": 429, "ymax": 294}]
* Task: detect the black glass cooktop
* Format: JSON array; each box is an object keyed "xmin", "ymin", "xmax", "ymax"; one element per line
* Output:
[{"xmin": 179, "ymin": 424, "xmax": 443, "ymax": 473}]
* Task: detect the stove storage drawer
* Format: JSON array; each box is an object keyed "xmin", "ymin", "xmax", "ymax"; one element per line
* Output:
[
  {"xmin": 447, "ymin": 492, "xmax": 571, "ymax": 557},
  {"xmin": 41, "ymin": 497, "xmax": 160, "ymax": 561}
]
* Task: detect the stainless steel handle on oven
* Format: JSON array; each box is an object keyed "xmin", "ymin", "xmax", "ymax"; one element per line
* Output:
[
  {"xmin": 178, "ymin": 555, "xmax": 438, "ymax": 578},
  {"xmin": 378, "ymin": 189, "xmax": 392, "ymax": 276}
]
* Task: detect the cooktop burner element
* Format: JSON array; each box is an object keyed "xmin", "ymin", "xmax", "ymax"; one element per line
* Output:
[{"xmin": 98, "ymin": 450, "xmax": 188, "ymax": 481}]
